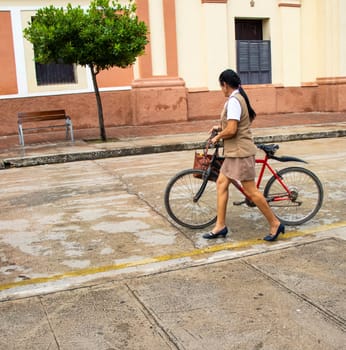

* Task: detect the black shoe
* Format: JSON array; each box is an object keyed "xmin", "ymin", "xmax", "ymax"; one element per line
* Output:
[
  {"xmin": 203, "ymin": 226, "xmax": 228, "ymax": 239},
  {"xmin": 263, "ymin": 223, "xmax": 285, "ymax": 241}
]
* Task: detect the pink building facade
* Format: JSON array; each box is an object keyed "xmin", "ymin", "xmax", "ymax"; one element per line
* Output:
[{"xmin": 0, "ymin": 0, "xmax": 345, "ymax": 138}]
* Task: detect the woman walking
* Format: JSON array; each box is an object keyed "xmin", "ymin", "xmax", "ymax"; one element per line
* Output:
[{"xmin": 202, "ymin": 69, "xmax": 285, "ymax": 241}]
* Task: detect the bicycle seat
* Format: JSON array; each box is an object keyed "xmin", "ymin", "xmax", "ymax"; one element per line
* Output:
[{"xmin": 257, "ymin": 144, "xmax": 279, "ymax": 157}]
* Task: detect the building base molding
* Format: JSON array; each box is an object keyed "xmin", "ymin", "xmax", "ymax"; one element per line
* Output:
[
  {"xmin": 316, "ymin": 77, "xmax": 346, "ymax": 111},
  {"xmin": 130, "ymin": 77, "xmax": 188, "ymax": 125},
  {"xmin": 1, "ymin": 80, "xmax": 346, "ymax": 138}
]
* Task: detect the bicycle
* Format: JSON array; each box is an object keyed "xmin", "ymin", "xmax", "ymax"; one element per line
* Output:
[{"xmin": 164, "ymin": 135, "xmax": 324, "ymax": 229}]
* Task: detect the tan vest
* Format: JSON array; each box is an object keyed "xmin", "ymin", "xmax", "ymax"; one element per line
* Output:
[{"xmin": 221, "ymin": 93, "xmax": 257, "ymax": 158}]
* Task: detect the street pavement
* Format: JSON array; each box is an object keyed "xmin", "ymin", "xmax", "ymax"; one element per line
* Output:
[{"xmin": 0, "ymin": 112, "xmax": 345, "ymax": 349}]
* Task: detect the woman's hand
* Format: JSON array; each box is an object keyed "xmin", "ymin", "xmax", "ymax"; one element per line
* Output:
[
  {"xmin": 211, "ymin": 135, "xmax": 219, "ymax": 144},
  {"xmin": 209, "ymin": 126, "xmax": 221, "ymax": 144},
  {"xmin": 209, "ymin": 125, "xmax": 220, "ymax": 134}
]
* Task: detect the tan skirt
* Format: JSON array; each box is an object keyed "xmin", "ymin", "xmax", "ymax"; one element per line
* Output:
[{"xmin": 220, "ymin": 156, "xmax": 256, "ymax": 181}]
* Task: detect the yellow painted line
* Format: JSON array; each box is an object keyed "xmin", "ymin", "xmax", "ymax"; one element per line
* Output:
[{"xmin": 1, "ymin": 221, "xmax": 345, "ymax": 292}]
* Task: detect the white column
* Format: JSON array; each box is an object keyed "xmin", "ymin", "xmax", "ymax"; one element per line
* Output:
[
  {"xmin": 11, "ymin": 8, "xmax": 28, "ymax": 96},
  {"xmin": 278, "ymin": 1, "xmax": 301, "ymax": 86},
  {"xmin": 148, "ymin": 0, "xmax": 167, "ymax": 76},
  {"xmin": 202, "ymin": 2, "xmax": 229, "ymax": 90},
  {"xmin": 323, "ymin": 0, "xmax": 340, "ymax": 77},
  {"xmin": 175, "ymin": 0, "xmax": 206, "ymax": 88},
  {"xmin": 339, "ymin": 0, "xmax": 346, "ymax": 76}
]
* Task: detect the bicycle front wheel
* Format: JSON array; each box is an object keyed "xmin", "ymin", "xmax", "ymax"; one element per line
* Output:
[
  {"xmin": 164, "ymin": 169, "xmax": 217, "ymax": 229},
  {"xmin": 263, "ymin": 167, "xmax": 324, "ymax": 226}
]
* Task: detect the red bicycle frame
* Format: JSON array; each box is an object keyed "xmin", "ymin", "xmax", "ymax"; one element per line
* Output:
[{"xmin": 229, "ymin": 153, "xmax": 292, "ymax": 203}]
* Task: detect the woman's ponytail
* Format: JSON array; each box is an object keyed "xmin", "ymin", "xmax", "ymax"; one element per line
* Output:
[
  {"xmin": 239, "ymin": 86, "xmax": 256, "ymax": 122},
  {"xmin": 219, "ymin": 69, "xmax": 256, "ymax": 122}
]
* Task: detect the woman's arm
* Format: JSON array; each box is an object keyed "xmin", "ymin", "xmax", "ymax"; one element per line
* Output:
[{"xmin": 211, "ymin": 120, "xmax": 238, "ymax": 144}]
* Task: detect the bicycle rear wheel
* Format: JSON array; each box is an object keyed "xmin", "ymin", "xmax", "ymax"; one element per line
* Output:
[
  {"xmin": 164, "ymin": 169, "xmax": 217, "ymax": 229},
  {"xmin": 263, "ymin": 167, "xmax": 324, "ymax": 226}
]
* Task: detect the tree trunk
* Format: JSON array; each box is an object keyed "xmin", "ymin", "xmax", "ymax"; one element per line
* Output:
[{"xmin": 89, "ymin": 64, "xmax": 107, "ymax": 141}]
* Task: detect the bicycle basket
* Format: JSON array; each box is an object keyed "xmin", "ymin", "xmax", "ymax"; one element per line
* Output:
[
  {"xmin": 193, "ymin": 151, "xmax": 224, "ymax": 182},
  {"xmin": 193, "ymin": 151, "xmax": 212, "ymax": 171}
]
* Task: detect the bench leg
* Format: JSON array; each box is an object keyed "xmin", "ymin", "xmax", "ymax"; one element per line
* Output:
[
  {"xmin": 18, "ymin": 125, "xmax": 25, "ymax": 146},
  {"xmin": 66, "ymin": 119, "xmax": 74, "ymax": 142},
  {"xmin": 70, "ymin": 123, "xmax": 74, "ymax": 142}
]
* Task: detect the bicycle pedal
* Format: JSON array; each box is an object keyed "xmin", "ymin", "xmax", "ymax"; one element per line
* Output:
[{"xmin": 233, "ymin": 200, "xmax": 246, "ymax": 206}]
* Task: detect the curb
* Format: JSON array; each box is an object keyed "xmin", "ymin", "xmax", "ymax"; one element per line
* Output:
[{"xmin": 1, "ymin": 129, "xmax": 346, "ymax": 169}]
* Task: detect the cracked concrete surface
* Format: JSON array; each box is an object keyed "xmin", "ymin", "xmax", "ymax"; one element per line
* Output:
[{"xmin": 0, "ymin": 137, "xmax": 345, "ymax": 349}]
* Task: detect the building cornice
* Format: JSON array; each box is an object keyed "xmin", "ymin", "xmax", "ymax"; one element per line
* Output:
[
  {"xmin": 278, "ymin": 1, "xmax": 301, "ymax": 8},
  {"xmin": 201, "ymin": 0, "xmax": 227, "ymax": 4}
]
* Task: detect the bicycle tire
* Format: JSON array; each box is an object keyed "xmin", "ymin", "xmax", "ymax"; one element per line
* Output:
[
  {"xmin": 164, "ymin": 168, "xmax": 217, "ymax": 229},
  {"xmin": 263, "ymin": 166, "xmax": 324, "ymax": 226}
]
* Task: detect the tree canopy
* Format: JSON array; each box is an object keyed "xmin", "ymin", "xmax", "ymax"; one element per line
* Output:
[{"xmin": 24, "ymin": 0, "xmax": 149, "ymax": 141}]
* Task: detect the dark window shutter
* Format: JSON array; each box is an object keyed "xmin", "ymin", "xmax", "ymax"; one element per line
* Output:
[
  {"xmin": 35, "ymin": 62, "xmax": 76, "ymax": 86},
  {"xmin": 236, "ymin": 40, "xmax": 271, "ymax": 85},
  {"xmin": 31, "ymin": 16, "xmax": 76, "ymax": 86},
  {"xmin": 235, "ymin": 19, "xmax": 262, "ymax": 40}
]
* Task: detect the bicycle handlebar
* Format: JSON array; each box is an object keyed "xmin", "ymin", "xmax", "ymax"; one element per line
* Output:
[
  {"xmin": 210, "ymin": 129, "xmax": 218, "ymax": 139},
  {"xmin": 206, "ymin": 129, "xmax": 222, "ymax": 148}
]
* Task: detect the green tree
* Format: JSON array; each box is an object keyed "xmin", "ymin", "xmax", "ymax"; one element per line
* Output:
[{"xmin": 24, "ymin": 0, "xmax": 148, "ymax": 141}]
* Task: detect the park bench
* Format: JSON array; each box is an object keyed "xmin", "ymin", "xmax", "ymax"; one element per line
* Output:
[{"xmin": 17, "ymin": 109, "xmax": 74, "ymax": 146}]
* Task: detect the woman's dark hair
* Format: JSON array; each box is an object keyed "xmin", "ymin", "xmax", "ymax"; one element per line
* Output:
[{"xmin": 219, "ymin": 69, "xmax": 256, "ymax": 122}]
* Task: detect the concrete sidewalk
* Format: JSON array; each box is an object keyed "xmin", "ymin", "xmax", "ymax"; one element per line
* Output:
[
  {"xmin": 1, "ymin": 111, "xmax": 346, "ymax": 169},
  {"xmin": 1, "ymin": 231, "xmax": 345, "ymax": 349}
]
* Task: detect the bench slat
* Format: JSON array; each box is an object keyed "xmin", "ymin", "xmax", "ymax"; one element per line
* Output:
[
  {"xmin": 18, "ymin": 109, "xmax": 66, "ymax": 117},
  {"xmin": 18, "ymin": 115, "xmax": 69, "ymax": 123}
]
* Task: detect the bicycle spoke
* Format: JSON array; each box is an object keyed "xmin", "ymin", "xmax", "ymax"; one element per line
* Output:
[
  {"xmin": 264, "ymin": 167, "xmax": 323, "ymax": 226},
  {"xmin": 164, "ymin": 169, "xmax": 217, "ymax": 229}
]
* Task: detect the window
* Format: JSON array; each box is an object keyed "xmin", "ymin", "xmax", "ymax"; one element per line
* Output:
[
  {"xmin": 235, "ymin": 19, "xmax": 262, "ymax": 40},
  {"xmin": 235, "ymin": 19, "xmax": 271, "ymax": 85},
  {"xmin": 237, "ymin": 40, "xmax": 271, "ymax": 85},
  {"xmin": 35, "ymin": 61, "xmax": 76, "ymax": 86},
  {"xmin": 31, "ymin": 16, "xmax": 76, "ymax": 86}
]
